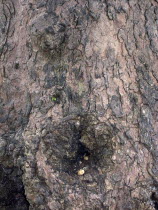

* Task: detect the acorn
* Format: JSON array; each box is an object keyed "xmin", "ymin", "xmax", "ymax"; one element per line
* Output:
[
  {"xmin": 77, "ymin": 169, "xmax": 85, "ymax": 176},
  {"xmin": 84, "ymin": 155, "xmax": 89, "ymax": 160}
]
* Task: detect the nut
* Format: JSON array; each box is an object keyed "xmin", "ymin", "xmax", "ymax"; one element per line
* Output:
[
  {"xmin": 84, "ymin": 156, "xmax": 89, "ymax": 160},
  {"xmin": 77, "ymin": 169, "xmax": 85, "ymax": 176}
]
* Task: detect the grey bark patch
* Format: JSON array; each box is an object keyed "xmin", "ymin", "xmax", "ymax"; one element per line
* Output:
[
  {"xmin": 145, "ymin": 5, "xmax": 158, "ymax": 54},
  {"xmin": 29, "ymin": 69, "xmax": 37, "ymax": 81},
  {"xmin": 45, "ymin": 26, "xmax": 55, "ymax": 35},
  {"xmin": 136, "ymin": 66, "xmax": 158, "ymax": 107},
  {"xmin": 106, "ymin": 47, "xmax": 116, "ymax": 66},
  {"xmin": 43, "ymin": 63, "xmax": 67, "ymax": 88},
  {"xmin": 110, "ymin": 95, "xmax": 123, "ymax": 117},
  {"xmin": 96, "ymin": 104, "xmax": 106, "ymax": 117},
  {"xmin": 65, "ymin": 86, "xmax": 81, "ymax": 103},
  {"xmin": 24, "ymin": 93, "xmax": 32, "ymax": 117},
  {"xmin": 43, "ymin": 63, "xmax": 53, "ymax": 74},
  {"xmin": 107, "ymin": 5, "xmax": 116, "ymax": 20},
  {"xmin": 44, "ymin": 75, "xmax": 56, "ymax": 88},
  {"xmin": 139, "ymin": 106, "xmax": 153, "ymax": 150},
  {"xmin": 72, "ymin": 67, "xmax": 83, "ymax": 80}
]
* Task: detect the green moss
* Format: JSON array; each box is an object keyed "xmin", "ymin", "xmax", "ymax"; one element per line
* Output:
[
  {"xmin": 51, "ymin": 97, "xmax": 57, "ymax": 101},
  {"xmin": 51, "ymin": 93, "xmax": 61, "ymax": 104}
]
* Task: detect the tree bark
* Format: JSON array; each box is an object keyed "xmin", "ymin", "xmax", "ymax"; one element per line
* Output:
[{"xmin": 0, "ymin": 0, "xmax": 158, "ymax": 209}]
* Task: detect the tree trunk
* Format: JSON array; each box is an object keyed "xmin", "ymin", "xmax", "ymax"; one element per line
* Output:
[{"xmin": 0, "ymin": 0, "xmax": 158, "ymax": 209}]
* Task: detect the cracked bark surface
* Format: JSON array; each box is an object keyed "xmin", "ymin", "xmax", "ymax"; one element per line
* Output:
[{"xmin": 0, "ymin": 0, "xmax": 158, "ymax": 209}]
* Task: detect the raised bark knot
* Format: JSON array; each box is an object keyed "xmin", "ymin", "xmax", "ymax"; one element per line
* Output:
[{"xmin": 41, "ymin": 114, "xmax": 119, "ymax": 177}]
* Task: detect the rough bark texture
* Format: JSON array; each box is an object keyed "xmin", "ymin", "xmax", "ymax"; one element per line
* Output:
[{"xmin": 0, "ymin": 0, "xmax": 158, "ymax": 209}]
